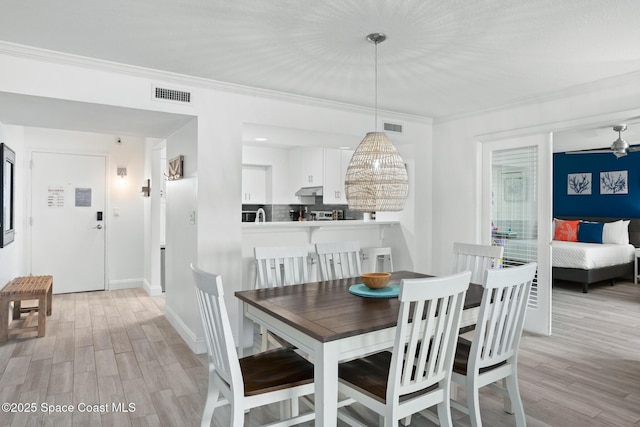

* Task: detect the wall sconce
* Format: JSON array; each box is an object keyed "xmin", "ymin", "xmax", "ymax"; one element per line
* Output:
[
  {"xmin": 116, "ymin": 167, "xmax": 128, "ymax": 187},
  {"xmin": 141, "ymin": 179, "xmax": 151, "ymax": 197}
]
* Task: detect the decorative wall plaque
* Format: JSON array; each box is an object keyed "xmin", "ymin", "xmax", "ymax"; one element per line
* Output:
[{"xmin": 167, "ymin": 155, "xmax": 184, "ymax": 180}]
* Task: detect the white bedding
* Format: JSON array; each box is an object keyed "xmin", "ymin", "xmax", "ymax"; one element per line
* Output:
[
  {"xmin": 551, "ymin": 240, "xmax": 634, "ymax": 269},
  {"xmin": 501, "ymin": 239, "xmax": 635, "ymax": 269}
]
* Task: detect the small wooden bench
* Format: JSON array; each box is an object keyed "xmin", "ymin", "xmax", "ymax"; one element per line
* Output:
[{"xmin": 0, "ymin": 275, "xmax": 53, "ymax": 342}]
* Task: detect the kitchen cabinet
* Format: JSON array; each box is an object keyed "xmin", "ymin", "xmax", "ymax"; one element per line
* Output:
[
  {"xmin": 243, "ymin": 145, "xmax": 297, "ymax": 204},
  {"xmin": 242, "ymin": 165, "xmax": 267, "ymax": 204},
  {"xmin": 289, "ymin": 147, "xmax": 324, "ymax": 189},
  {"xmin": 323, "ymin": 148, "xmax": 354, "ymax": 204}
]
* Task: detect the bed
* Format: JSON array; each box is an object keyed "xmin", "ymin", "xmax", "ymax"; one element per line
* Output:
[
  {"xmin": 551, "ymin": 217, "xmax": 639, "ymax": 293},
  {"xmin": 499, "ymin": 217, "xmax": 639, "ymax": 293}
]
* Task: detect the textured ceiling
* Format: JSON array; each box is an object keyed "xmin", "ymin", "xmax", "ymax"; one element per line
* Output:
[{"xmin": 1, "ymin": 0, "xmax": 640, "ymax": 120}]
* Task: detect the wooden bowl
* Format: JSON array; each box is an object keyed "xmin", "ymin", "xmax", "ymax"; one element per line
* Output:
[{"xmin": 361, "ymin": 272, "xmax": 391, "ymax": 289}]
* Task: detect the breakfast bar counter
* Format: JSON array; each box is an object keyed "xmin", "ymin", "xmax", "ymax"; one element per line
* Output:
[
  {"xmin": 241, "ymin": 219, "xmax": 399, "ymax": 228},
  {"xmin": 242, "ymin": 219, "xmax": 398, "ymax": 242},
  {"xmin": 241, "ymin": 220, "xmax": 404, "ymax": 288}
]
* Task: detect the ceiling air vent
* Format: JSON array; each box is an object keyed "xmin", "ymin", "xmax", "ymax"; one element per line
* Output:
[
  {"xmin": 384, "ymin": 122, "xmax": 403, "ymax": 133},
  {"xmin": 153, "ymin": 86, "xmax": 191, "ymax": 103}
]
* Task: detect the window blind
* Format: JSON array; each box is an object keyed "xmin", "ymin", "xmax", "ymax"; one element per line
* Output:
[{"xmin": 491, "ymin": 146, "xmax": 539, "ymax": 308}]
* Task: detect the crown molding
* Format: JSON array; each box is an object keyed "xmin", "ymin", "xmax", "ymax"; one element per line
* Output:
[
  {"xmin": 434, "ymin": 70, "xmax": 640, "ymax": 125},
  {"xmin": 474, "ymin": 107, "xmax": 640, "ymax": 144},
  {"xmin": 0, "ymin": 41, "xmax": 431, "ymax": 125}
]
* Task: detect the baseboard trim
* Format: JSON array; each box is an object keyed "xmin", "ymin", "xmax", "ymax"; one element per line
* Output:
[
  {"xmin": 108, "ymin": 278, "xmax": 143, "ymax": 291},
  {"xmin": 142, "ymin": 278, "xmax": 163, "ymax": 297},
  {"xmin": 163, "ymin": 303, "xmax": 207, "ymax": 354}
]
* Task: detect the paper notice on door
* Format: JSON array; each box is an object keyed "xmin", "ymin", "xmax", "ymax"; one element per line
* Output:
[
  {"xmin": 75, "ymin": 188, "xmax": 92, "ymax": 207},
  {"xmin": 47, "ymin": 187, "xmax": 65, "ymax": 207}
]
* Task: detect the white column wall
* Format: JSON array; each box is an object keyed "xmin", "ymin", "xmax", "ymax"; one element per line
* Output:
[
  {"xmin": 144, "ymin": 137, "xmax": 165, "ymax": 296},
  {"xmin": 164, "ymin": 120, "xmax": 200, "ymax": 349}
]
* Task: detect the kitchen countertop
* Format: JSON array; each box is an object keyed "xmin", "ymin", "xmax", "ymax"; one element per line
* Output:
[
  {"xmin": 242, "ymin": 220, "xmax": 399, "ymax": 242},
  {"xmin": 242, "ymin": 220, "xmax": 398, "ymax": 228}
]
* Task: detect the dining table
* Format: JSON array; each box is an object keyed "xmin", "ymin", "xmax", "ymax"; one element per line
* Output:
[{"xmin": 235, "ymin": 270, "xmax": 484, "ymax": 426}]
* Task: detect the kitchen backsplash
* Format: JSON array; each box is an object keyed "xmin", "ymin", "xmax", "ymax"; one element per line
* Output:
[{"xmin": 244, "ymin": 196, "xmax": 365, "ymax": 222}]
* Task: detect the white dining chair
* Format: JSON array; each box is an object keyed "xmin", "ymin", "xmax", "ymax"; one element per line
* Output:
[
  {"xmin": 191, "ymin": 264, "xmax": 315, "ymax": 427},
  {"xmin": 452, "ymin": 242, "xmax": 504, "ymax": 284},
  {"xmin": 254, "ymin": 245, "xmax": 310, "ymax": 350},
  {"xmin": 362, "ymin": 246, "xmax": 394, "ymax": 273},
  {"xmin": 315, "ymin": 241, "xmax": 362, "ymax": 280},
  {"xmin": 446, "ymin": 242, "xmax": 505, "ymax": 412},
  {"xmin": 450, "ymin": 262, "xmax": 537, "ymax": 427},
  {"xmin": 254, "ymin": 245, "xmax": 310, "ymax": 289},
  {"xmin": 337, "ymin": 270, "xmax": 472, "ymax": 427}
]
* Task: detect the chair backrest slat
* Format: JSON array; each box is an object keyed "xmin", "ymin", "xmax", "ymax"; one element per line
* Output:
[
  {"xmin": 471, "ymin": 262, "xmax": 537, "ymax": 370},
  {"xmin": 191, "ymin": 264, "xmax": 243, "ymax": 395},
  {"xmin": 452, "ymin": 242, "xmax": 504, "ymax": 284},
  {"xmin": 388, "ymin": 271, "xmax": 471, "ymax": 400},
  {"xmin": 254, "ymin": 246, "xmax": 310, "ymax": 289},
  {"xmin": 315, "ymin": 241, "xmax": 362, "ymax": 280}
]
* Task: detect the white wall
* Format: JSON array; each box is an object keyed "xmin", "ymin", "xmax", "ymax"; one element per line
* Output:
[
  {"xmin": 0, "ymin": 124, "xmax": 25, "ymax": 287},
  {"xmin": 382, "ymin": 141, "xmax": 421, "ymax": 272},
  {"xmin": 143, "ymin": 137, "xmax": 165, "ymax": 296},
  {"xmin": 163, "ymin": 119, "xmax": 200, "ymax": 351},
  {"xmin": 16, "ymin": 127, "xmax": 147, "ymax": 289},
  {"xmin": 431, "ymin": 74, "xmax": 640, "ymax": 276}
]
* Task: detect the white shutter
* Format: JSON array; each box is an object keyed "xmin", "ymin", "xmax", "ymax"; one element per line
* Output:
[{"xmin": 491, "ymin": 146, "xmax": 539, "ymax": 308}]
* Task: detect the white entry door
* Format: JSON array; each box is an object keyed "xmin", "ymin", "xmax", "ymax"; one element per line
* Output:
[
  {"xmin": 482, "ymin": 133, "xmax": 553, "ymax": 336},
  {"xmin": 31, "ymin": 151, "xmax": 106, "ymax": 294}
]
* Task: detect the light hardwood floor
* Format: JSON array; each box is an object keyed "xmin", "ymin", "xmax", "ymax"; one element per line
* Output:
[{"xmin": 0, "ymin": 280, "xmax": 639, "ymax": 426}]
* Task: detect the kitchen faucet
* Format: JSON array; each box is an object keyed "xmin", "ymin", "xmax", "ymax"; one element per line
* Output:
[{"xmin": 255, "ymin": 208, "xmax": 266, "ymax": 223}]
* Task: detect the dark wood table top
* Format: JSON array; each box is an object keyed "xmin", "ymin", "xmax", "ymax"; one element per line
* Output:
[{"xmin": 236, "ymin": 270, "xmax": 483, "ymax": 343}]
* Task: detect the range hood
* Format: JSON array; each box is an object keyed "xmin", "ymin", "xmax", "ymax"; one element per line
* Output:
[
  {"xmin": 295, "ymin": 186, "xmax": 323, "ymax": 197},
  {"xmin": 295, "ymin": 186, "xmax": 323, "ymax": 204}
]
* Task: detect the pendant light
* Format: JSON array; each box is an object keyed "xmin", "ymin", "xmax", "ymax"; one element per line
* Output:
[{"xmin": 345, "ymin": 33, "xmax": 408, "ymax": 212}]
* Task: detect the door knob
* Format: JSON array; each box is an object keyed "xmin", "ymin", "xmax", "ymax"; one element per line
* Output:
[{"xmin": 93, "ymin": 224, "xmax": 103, "ymax": 230}]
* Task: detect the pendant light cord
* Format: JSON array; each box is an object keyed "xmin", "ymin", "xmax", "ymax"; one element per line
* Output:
[
  {"xmin": 374, "ymin": 39, "xmax": 378, "ymax": 132},
  {"xmin": 366, "ymin": 33, "xmax": 386, "ymax": 132}
]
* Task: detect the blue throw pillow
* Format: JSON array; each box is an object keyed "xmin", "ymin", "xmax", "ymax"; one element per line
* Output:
[{"xmin": 578, "ymin": 221, "xmax": 604, "ymax": 244}]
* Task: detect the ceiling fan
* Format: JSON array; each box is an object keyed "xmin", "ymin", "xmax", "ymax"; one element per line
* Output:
[{"xmin": 567, "ymin": 124, "xmax": 640, "ymax": 158}]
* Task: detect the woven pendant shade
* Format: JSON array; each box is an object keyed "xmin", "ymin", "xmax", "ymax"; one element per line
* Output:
[{"xmin": 345, "ymin": 131, "xmax": 408, "ymax": 211}]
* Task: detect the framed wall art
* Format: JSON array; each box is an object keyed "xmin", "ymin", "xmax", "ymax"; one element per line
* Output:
[
  {"xmin": 600, "ymin": 170, "xmax": 627, "ymax": 195},
  {"xmin": 0, "ymin": 143, "xmax": 16, "ymax": 247},
  {"xmin": 503, "ymin": 171, "xmax": 525, "ymax": 201},
  {"xmin": 567, "ymin": 173, "xmax": 591, "ymax": 195}
]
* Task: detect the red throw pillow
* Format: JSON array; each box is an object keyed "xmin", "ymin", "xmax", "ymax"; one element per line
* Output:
[{"xmin": 553, "ymin": 219, "xmax": 580, "ymax": 242}]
